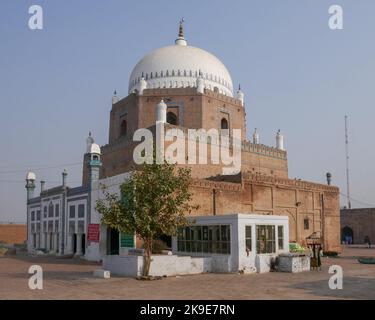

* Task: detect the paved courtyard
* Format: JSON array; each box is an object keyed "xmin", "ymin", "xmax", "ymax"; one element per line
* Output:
[{"xmin": 0, "ymin": 247, "xmax": 374, "ymax": 300}]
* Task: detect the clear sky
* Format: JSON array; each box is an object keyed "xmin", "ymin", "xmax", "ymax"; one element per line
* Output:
[{"xmin": 1, "ymin": 0, "xmax": 374, "ymax": 223}]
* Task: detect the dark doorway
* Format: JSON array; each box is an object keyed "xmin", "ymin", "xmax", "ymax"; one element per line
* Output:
[
  {"xmin": 221, "ymin": 118, "xmax": 229, "ymax": 130},
  {"xmin": 107, "ymin": 228, "xmax": 119, "ymax": 255},
  {"xmin": 56, "ymin": 234, "xmax": 59, "ymax": 253},
  {"xmin": 49, "ymin": 233, "xmax": 53, "ymax": 250},
  {"xmin": 81, "ymin": 234, "xmax": 86, "ymax": 255},
  {"xmin": 120, "ymin": 119, "xmax": 127, "ymax": 137},
  {"xmin": 167, "ymin": 112, "xmax": 178, "ymax": 125},
  {"xmin": 73, "ymin": 234, "xmax": 77, "ymax": 253},
  {"xmin": 342, "ymin": 226, "xmax": 354, "ymax": 244},
  {"xmin": 158, "ymin": 234, "xmax": 172, "ymax": 249}
]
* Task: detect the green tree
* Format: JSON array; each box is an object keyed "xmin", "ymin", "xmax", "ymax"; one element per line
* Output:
[{"xmin": 96, "ymin": 161, "xmax": 197, "ymax": 277}]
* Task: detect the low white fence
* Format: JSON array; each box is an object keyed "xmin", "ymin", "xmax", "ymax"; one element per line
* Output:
[{"xmin": 103, "ymin": 254, "xmax": 230, "ymax": 277}]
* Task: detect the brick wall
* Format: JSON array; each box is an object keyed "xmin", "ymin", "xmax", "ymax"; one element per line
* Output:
[
  {"xmin": 0, "ymin": 224, "xmax": 27, "ymax": 244},
  {"xmin": 187, "ymin": 174, "xmax": 341, "ymax": 252},
  {"xmin": 341, "ymin": 208, "xmax": 375, "ymax": 244}
]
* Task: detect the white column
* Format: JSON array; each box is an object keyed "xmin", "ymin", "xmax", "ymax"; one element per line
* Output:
[
  {"xmin": 46, "ymin": 233, "xmax": 51, "ymax": 251},
  {"xmin": 66, "ymin": 234, "xmax": 73, "ymax": 253},
  {"xmin": 53, "ymin": 234, "xmax": 58, "ymax": 253},
  {"xmin": 41, "ymin": 233, "xmax": 46, "ymax": 249},
  {"xmin": 75, "ymin": 234, "xmax": 83, "ymax": 256}
]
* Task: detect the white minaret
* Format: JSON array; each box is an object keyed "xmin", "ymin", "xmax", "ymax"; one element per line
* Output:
[
  {"xmin": 197, "ymin": 70, "xmax": 205, "ymax": 94},
  {"xmin": 252, "ymin": 128, "xmax": 259, "ymax": 144},
  {"xmin": 62, "ymin": 169, "xmax": 68, "ymax": 187},
  {"xmin": 86, "ymin": 132, "xmax": 94, "ymax": 154},
  {"xmin": 156, "ymin": 99, "xmax": 167, "ymax": 123},
  {"xmin": 112, "ymin": 90, "xmax": 119, "ymax": 104},
  {"xmin": 276, "ymin": 129, "xmax": 284, "ymax": 150},
  {"xmin": 25, "ymin": 171, "xmax": 36, "ymax": 201},
  {"xmin": 139, "ymin": 77, "xmax": 147, "ymax": 95},
  {"xmin": 25, "ymin": 171, "xmax": 36, "ymax": 252},
  {"xmin": 236, "ymin": 84, "xmax": 244, "ymax": 106}
]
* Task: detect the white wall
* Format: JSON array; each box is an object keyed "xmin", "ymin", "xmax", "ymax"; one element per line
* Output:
[
  {"xmin": 85, "ymin": 172, "xmax": 131, "ymax": 261},
  {"xmin": 103, "ymin": 254, "xmax": 212, "ymax": 277}
]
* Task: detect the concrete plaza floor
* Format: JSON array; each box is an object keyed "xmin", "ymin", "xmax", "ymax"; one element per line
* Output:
[{"xmin": 0, "ymin": 246, "xmax": 374, "ymax": 300}]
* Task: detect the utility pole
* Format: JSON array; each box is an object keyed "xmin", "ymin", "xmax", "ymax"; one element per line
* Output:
[{"xmin": 345, "ymin": 115, "xmax": 351, "ymax": 209}]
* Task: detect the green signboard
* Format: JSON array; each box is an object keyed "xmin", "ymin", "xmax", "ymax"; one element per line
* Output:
[{"xmin": 120, "ymin": 233, "xmax": 135, "ymax": 248}]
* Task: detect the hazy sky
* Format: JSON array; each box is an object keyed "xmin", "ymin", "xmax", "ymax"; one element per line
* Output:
[{"xmin": 1, "ymin": 0, "xmax": 374, "ymax": 223}]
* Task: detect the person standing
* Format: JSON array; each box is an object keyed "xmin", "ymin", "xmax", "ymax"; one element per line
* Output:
[{"xmin": 364, "ymin": 236, "xmax": 371, "ymax": 248}]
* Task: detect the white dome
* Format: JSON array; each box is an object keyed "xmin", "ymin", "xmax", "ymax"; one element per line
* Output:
[
  {"xmin": 26, "ymin": 171, "xmax": 36, "ymax": 181},
  {"xmin": 90, "ymin": 143, "xmax": 101, "ymax": 155},
  {"xmin": 129, "ymin": 43, "xmax": 233, "ymax": 97}
]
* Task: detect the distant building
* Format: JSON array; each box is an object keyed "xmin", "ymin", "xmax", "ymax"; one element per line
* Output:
[
  {"xmin": 0, "ymin": 223, "xmax": 26, "ymax": 244},
  {"xmin": 341, "ymin": 208, "xmax": 375, "ymax": 244},
  {"xmin": 25, "ymin": 22, "xmax": 341, "ymax": 271}
]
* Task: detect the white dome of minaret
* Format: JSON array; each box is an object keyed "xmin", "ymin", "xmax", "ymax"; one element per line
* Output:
[
  {"xmin": 26, "ymin": 171, "xmax": 36, "ymax": 181},
  {"xmin": 128, "ymin": 19, "xmax": 234, "ymax": 97}
]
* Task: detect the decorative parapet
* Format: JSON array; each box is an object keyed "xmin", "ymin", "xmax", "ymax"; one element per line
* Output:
[
  {"xmin": 242, "ymin": 172, "xmax": 339, "ymax": 193},
  {"xmin": 143, "ymin": 87, "xmax": 197, "ymax": 97},
  {"xmin": 142, "ymin": 87, "xmax": 243, "ymax": 106},
  {"xmin": 241, "ymin": 141, "xmax": 287, "ymax": 160},
  {"xmin": 190, "ymin": 178, "xmax": 241, "ymax": 191},
  {"xmin": 102, "ymin": 123, "xmax": 287, "ymax": 161},
  {"xmin": 203, "ymin": 89, "xmax": 242, "ymax": 106},
  {"xmin": 163, "ymin": 124, "xmax": 287, "ymax": 160}
]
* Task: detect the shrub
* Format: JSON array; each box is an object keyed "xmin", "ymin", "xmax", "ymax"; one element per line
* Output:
[{"xmin": 289, "ymin": 243, "xmax": 307, "ymax": 253}]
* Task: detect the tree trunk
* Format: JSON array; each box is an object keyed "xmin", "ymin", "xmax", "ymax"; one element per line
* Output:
[{"xmin": 143, "ymin": 238, "xmax": 153, "ymax": 277}]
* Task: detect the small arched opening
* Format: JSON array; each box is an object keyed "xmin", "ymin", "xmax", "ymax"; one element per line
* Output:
[
  {"xmin": 342, "ymin": 226, "xmax": 354, "ymax": 244},
  {"xmin": 221, "ymin": 118, "xmax": 229, "ymax": 130},
  {"xmin": 167, "ymin": 112, "xmax": 178, "ymax": 125},
  {"xmin": 120, "ymin": 119, "xmax": 127, "ymax": 137}
]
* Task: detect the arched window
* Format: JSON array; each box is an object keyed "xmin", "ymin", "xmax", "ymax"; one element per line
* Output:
[
  {"xmin": 48, "ymin": 202, "xmax": 54, "ymax": 217},
  {"xmin": 120, "ymin": 119, "xmax": 127, "ymax": 137},
  {"xmin": 221, "ymin": 118, "xmax": 229, "ymax": 130},
  {"xmin": 167, "ymin": 112, "xmax": 178, "ymax": 125},
  {"xmin": 342, "ymin": 226, "xmax": 354, "ymax": 243}
]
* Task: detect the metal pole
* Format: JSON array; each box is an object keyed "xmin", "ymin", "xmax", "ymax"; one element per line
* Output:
[{"xmin": 345, "ymin": 115, "xmax": 351, "ymax": 209}]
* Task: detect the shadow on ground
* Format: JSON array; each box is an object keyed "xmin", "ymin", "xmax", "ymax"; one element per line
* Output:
[
  {"xmin": 1, "ymin": 255, "xmax": 100, "ymax": 266},
  {"xmin": 288, "ymin": 276, "xmax": 375, "ymax": 299},
  {"xmin": 9, "ymin": 270, "xmax": 95, "ymax": 281}
]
